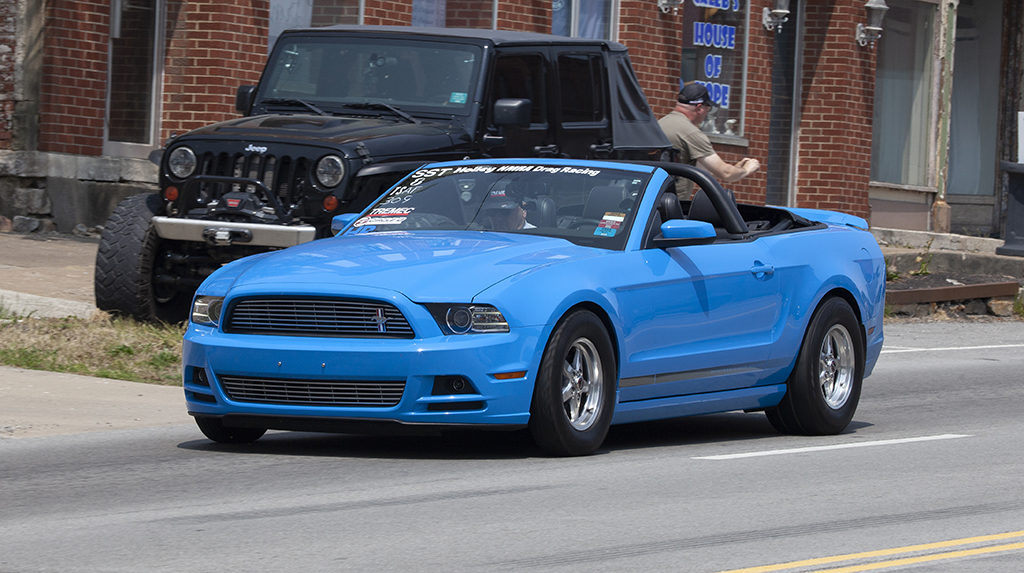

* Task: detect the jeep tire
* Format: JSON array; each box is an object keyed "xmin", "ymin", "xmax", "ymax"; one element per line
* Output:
[{"xmin": 95, "ymin": 193, "xmax": 191, "ymax": 323}]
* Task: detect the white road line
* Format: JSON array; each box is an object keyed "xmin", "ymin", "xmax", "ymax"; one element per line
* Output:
[
  {"xmin": 692, "ymin": 434, "xmax": 971, "ymax": 460},
  {"xmin": 881, "ymin": 344, "xmax": 1024, "ymax": 354}
]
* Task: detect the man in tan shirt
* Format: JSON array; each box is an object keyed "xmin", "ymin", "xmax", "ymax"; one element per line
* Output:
[{"xmin": 658, "ymin": 83, "xmax": 760, "ymax": 198}]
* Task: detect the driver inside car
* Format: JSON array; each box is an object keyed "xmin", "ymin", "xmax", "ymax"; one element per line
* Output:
[{"xmin": 479, "ymin": 183, "xmax": 536, "ymax": 231}]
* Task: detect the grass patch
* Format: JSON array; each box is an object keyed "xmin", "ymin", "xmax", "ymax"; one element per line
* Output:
[{"xmin": 0, "ymin": 309, "xmax": 186, "ymax": 385}]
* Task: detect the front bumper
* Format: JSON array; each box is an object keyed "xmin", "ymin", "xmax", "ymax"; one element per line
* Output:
[
  {"xmin": 152, "ymin": 216, "xmax": 316, "ymax": 247},
  {"xmin": 182, "ymin": 323, "xmax": 546, "ymax": 429}
]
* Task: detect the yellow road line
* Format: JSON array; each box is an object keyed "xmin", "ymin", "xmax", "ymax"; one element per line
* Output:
[
  {"xmin": 808, "ymin": 542, "xmax": 1024, "ymax": 573},
  {"xmin": 716, "ymin": 530, "xmax": 1024, "ymax": 573}
]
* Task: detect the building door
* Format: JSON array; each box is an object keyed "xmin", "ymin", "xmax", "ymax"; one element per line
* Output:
[
  {"xmin": 766, "ymin": 0, "xmax": 800, "ymax": 207},
  {"xmin": 104, "ymin": 0, "xmax": 164, "ymax": 158},
  {"xmin": 946, "ymin": 0, "xmax": 1004, "ymax": 236}
]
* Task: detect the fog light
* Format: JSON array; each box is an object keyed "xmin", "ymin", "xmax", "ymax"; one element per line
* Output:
[{"xmin": 192, "ymin": 368, "xmax": 210, "ymax": 387}]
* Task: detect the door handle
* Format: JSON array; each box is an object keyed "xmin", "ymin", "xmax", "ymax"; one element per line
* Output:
[
  {"xmin": 750, "ymin": 262, "xmax": 774, "ymax": 277},
  {"xmin": 534, "ymin": 144, "xmax": 559, "ymax": 157}
]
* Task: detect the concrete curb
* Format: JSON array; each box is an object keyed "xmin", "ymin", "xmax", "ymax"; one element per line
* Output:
[{"xmin": 0, "ymin": 289, "xmax": 98, "ymax": 319}]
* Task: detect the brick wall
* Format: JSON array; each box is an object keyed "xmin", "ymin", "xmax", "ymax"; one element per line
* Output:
[
  {"xmin": 496, "ymin": 0, "xmax": 549, "ymax": 33},
  {"xmin": 617, "ymin": 0, "xmax": 682, "ymax": 124},
  {"xmin": 794, "ymin": 0, "xmax": 874, "ymax": 218},
  {"xmin": 363, "ymin": 0, "xmax": 412, "ymax": 26},
  {"xmin": 446, "ymin": 0, "xmax": 492, "ymax": 29},
  {"xmin": 39, "ymin": 0, "xmax": 109, "ymax": 155},
  {"xmin": 0, "ymin": 0, "xmax": 16, "ymax": 149},
  {"xmin": 161, "ymin": 0, "xmax": 269, "ymax": 143},
  {"xmin": 312, "ymin": 0, "xmax": 360, "ymax": 27}
]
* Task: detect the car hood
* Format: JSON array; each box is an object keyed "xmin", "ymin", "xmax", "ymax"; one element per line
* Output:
[
  {"xmin": 213, "ymin": 232, "xmax": 601, "ymax": 302},
  {"xmin": 178, "ymin": 113, "xmax": 466, "ymax": 152}
]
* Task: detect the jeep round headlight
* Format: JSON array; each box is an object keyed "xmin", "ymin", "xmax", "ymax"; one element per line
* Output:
[
  {"xmin": 315, "ymin": 155, "xmax": 345, "ymax": 188},
  {"xmin": 168, "ymin": 146, "xmax": 197, "ymax": 179}
]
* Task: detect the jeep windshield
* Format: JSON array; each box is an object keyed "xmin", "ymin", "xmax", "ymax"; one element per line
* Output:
[
  {"xmin": 343, "ymin": 163, "xmax": 654, "ymax": 250},
  {"xmin": 257, "ymin": 38, "xmax": 482, "ymax": 117}
]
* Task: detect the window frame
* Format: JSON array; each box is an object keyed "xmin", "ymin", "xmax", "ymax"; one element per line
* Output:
[{"xmin": 103, "ymin": 0, "xmax": 166, "ymax": 158}]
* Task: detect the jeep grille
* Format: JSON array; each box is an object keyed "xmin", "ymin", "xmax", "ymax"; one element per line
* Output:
[
  {"xmin": 224, "ymin": 298, "xmax": 415, "ymax": 338},
  {"xmin": 198, "ymin": 151, "xmax": 312, "ymax": 211}
]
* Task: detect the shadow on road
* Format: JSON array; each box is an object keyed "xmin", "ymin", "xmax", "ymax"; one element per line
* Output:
[{"xmin": 176, "ymin": 412, "xmax": 874, "ymax": 460}]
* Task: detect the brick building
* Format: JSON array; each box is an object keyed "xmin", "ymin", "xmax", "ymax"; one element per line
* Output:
[{"xmin": 0, "ymin": 0, "xmax": 1021, "ymax": 237}]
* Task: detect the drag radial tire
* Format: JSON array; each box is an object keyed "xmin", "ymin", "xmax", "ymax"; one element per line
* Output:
[
  {"xmin": 528, "ymin": 310, "xmax": 617, "ymax": 456},
  {"xmin": 194, "ymin": 417, "xmax": 267, "ymax": 444},
  {"xmin": 94, "ymin": 193, "xmax": 190, "ymax": 323},
  {"xmin": 766, "ymin": 296, "xmax": 865, "ymax": 435}
]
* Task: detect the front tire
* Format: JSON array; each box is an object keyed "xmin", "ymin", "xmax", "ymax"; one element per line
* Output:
[
  {"xmin": 94, "ymin": 194, "xmax": 191, "ymax": 323},
  {"xmin": 194, "ymin": 417, "xmax": 267, "ymax": 444},
  {"xmin": 766, "ymin": 296, "xmax": 864, "ymax": 435},
  {"xmin": 528, "ymin": 310, "xmax": 616, "ymax": 456}
]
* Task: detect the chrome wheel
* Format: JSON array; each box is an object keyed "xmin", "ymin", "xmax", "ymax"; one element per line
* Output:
[
  {"xmin": 560, "ymin": 337, "xmax": 604, "ymax": 431},
  {"xmin": 819, "ymin": 324, "xmax": 855, "ymax": 409}
]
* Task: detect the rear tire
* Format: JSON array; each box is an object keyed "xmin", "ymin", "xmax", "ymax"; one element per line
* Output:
[
  {"xmin": 766, "ymin": 296, "xmax": 864, "ymax": 435},
  {"xmin": 195, "ymin": 417, "xmax": 267, "ymax": 444},
  {"xmin": 528, "ymin": 310, "xmax": 616, "ymax": 456},
  {"xmin": 94, "ymin": 194, "xmax": 191, "ymax": 323}
]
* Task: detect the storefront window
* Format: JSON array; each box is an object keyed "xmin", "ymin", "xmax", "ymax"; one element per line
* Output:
[
  {"xmin": 107, "ymin": 0, "xmax": 159, "ymax": 145},
  {"xmin": 871, "ymin": 0, "xmax": 937, "ymax": 188},
  {"xmin": 678, "ymin": 1, "xmax": 747, "ymax": 138},
  {"xmin": 552, "ymin": 0, "xmax": 616, "ymax": 40}
]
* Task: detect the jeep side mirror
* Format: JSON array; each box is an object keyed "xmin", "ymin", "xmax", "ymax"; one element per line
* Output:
[
  {"xmin": 493, "ymin": 98, "xmax": 531, "ymax": 128},
  {"xmin": 484, "ymin": 98, "xmax": 532, "ymax": 148},
  {"xmin": 236, "ymin": 85, "xmax": 257, "ymax": 114}
]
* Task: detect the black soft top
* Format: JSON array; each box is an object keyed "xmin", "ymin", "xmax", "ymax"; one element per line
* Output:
[
  {"xmin": 280, "ymin": 25, "xmax": 629, "ymax": 51},
  {"xmin": 276, "ymin": 26, "xmax": 669, "ymax": 152}
]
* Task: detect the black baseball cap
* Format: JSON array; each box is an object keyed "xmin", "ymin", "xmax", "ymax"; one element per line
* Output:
[{"xmin": 678, "ymin": 83, "xmax": 719, "ymax": 107}]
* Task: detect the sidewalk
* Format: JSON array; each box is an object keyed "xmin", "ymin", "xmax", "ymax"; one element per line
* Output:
[
  {"xmin": 0, "ymin": 365, "xmax": 190, "ymax": 438},
  {"xmin": 0, "ymin": 231, "xmax": 99, "ymax": 318}
]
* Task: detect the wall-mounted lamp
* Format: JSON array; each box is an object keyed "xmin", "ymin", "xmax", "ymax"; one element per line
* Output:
[
  {"xmin": 762, "ymin": 0, "xmax": 790, "ymax": 33},
  {"xmin": 658, "ymin": 0, "xmax": 684, "ymax": 15},
  {"xmin": 855, "ymin": 0, "xmax": 889, "ymax": 48}
]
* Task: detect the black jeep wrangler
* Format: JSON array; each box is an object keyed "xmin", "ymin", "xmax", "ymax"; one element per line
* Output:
[{"xmin": 95, "ymin": 26, "xmax": 673, "ymax": 322}]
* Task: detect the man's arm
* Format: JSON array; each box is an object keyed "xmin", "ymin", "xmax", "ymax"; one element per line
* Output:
[{"xmin": 696, "ymin": 154, "xmax": 760, "ymax": 183}]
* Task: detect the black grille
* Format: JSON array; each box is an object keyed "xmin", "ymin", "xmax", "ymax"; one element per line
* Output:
[
  {"xmin": 225, "ymin": 298, "xmax": 415, "ymax": 338},
  {"xmin": 219, "ymin": 375, "xmax": 405, "ymax": 407},
  {"xmin": 198, "ymin": 151, "xmax": 312, "ymax": 211}
]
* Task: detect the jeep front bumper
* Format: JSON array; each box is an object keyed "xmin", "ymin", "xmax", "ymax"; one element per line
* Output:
[{"xmin": 151, "ymin": 217, "xmax": 317, "ymax": 248}]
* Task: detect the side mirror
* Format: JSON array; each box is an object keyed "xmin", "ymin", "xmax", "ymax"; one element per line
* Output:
[
  {"xmin": 236, "ymin": 85, "xmax": 256, "ymax": 114},
  {"xmin": 331, "ymin": 212, "xmax": 359, "ymax": 235},
  {"xmin": 653, "ymin": 219, "xmax": 716, "ymax": 248},
  {"xmin": 493, "ymin": 98, "xmax": 531, "ymax": 128}
]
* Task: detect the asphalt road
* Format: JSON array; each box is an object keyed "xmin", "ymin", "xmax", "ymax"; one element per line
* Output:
[{"xmin": 2, "ymin": 320, "xmax": 1024, "ymax": 572}]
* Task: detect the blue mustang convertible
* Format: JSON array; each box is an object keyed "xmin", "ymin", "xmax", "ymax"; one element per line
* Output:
[{"xmin": 182, "ymin": 159, "xmax": 885, "ymax": 456}]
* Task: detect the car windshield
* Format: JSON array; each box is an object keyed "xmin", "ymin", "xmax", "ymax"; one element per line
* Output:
[
  {"xmin": 258, "ymin": 37, "xmax": 482, "ymax": 116},
  {"xmin": 345, "ymin": 163, "xmax": 654, "ymax": 250}
]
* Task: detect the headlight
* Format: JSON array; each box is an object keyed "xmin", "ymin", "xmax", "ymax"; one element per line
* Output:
[
  {"xmin": 167, "ymin": 146, "xmax": 197, "ymax": 179},
  {"xmin": 426, "ymin": 304, "xmax": 510, "ymax": 335},
  {"xmin": 315, "ymin": 155, "xmax": 345, "ymax": 188},
  {"xmin": 191, "ymin": 296, "xmax": 224, "ymax": 326}
]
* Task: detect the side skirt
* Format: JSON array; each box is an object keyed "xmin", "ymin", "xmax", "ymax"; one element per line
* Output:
[{"xmin": 610, "ymin": 384, "xmax": 787, "ymax": 425}]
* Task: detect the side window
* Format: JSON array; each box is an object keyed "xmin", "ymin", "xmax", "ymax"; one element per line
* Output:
[
  {"xmin": 492, "ymin": 55, "xmax": 547, "ymax": 125},
  {"xmin": 558, "ymin": 54, "xmax": 605, "ymax": 123}
]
